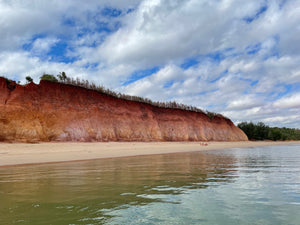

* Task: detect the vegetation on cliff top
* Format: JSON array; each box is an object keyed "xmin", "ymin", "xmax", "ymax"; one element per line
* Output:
[
  {"xmin": 238, "ymin": 122, "xmax": 300, "ymax": 141},
  {"xmin": 3, "ymin": 73, "xmax": 227, "ymax": 120}
]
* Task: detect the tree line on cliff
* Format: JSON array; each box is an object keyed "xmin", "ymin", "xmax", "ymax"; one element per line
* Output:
[
  {"xmin": 238, "ymin": 122, "xmax": 300, "ymax": 141},
  {"xmin": 20, "ymin": 73, "xmax": 226, "ymax": 120}
]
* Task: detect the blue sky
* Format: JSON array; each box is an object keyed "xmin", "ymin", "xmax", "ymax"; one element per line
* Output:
[{"xmin": 0, "ymin": 0, "xmax": 300, "ymax": 128}]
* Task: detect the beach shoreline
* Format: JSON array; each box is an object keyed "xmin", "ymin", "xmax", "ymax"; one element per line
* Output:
[{"xmin": 0, "ymin": 141, "xmax": 299, "ymax": 167}]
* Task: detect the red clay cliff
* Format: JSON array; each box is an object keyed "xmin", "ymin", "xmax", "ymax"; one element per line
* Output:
[{"xmin": 0, "ymin": 77, "xmax": 248, "ymax": 142}]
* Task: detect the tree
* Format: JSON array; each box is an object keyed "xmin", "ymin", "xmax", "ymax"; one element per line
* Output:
[
  {"xmin": 238, "ymin": 122, "xmax": 256, "ymax": 140},
  {"xmin": 25, "ymin": 76, "xmax": 33, "ymax": 83},
  {"xmin": 40, "ymin": 74, "xmax": 58, "ymax": 82},
  {"xmin": 57, "ymin": 72, "xmax": 67, "ymax": 82},
  {"xmin": 254, "ymin": 122, "xmax": 268, "ymax": 140},
  {"xmin": 269, "ymin": 129, "xmax": 281, "ymax": 141},
  {"xmin": 238, "ymin": 121, "xmax": 300, "ymax": 141}
]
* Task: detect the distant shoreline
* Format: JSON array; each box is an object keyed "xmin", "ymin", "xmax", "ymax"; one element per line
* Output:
[{"xmin": 0, "ymin": 141, "xmax": 299, "ymax": 167}]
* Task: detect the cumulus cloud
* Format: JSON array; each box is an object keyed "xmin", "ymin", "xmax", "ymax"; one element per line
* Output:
[
  {"xmin": 273, "ymin": 93, "xmax": 300, "ymax": 109},
  {"xmin": 0, "ymin": 0, "xmax": 299, "ymax": 127},
  {"xmin": 227, "ymin": 96, "xmax": 263, "ymax": 110},
  {"xmin": 98, "ymin": 0, "xmax": 249, "ymax": 66},
  {"xmin": 30, "ymin": 37, "xmax": 59, "ymax": 56}
]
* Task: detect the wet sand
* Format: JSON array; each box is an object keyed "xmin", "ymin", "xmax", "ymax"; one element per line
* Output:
[{"xmin": 0, "ymin": 141, "xmax": 299, "ymax": 167}]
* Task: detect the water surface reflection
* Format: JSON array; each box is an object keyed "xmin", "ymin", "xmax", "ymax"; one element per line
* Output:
[
  {"xmin": 0, "ymin": 151, "xmax": 237, "ymax": 224},
  {"xmin": 0, "ymin": 145, "xmax": 299, "ymax": 224}
]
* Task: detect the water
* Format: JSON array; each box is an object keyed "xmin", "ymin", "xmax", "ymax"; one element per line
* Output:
[{"xmin": 0, "ymin": 145, "xmax": 299, "ymax": 225}]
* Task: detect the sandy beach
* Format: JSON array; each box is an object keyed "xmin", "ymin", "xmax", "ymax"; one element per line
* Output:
[{"xmin": 0, "ymin": 141, "xmax": 299, "ymax": 167}]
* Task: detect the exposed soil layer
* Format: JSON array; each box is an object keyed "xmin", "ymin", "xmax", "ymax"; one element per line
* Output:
[{"xmin": 0, "ymin": 77, "xmax": 248, "ymax": 142}]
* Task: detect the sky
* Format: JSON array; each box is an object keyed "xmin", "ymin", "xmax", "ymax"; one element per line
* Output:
[{"xmin": 1, "ymin": 0, "xmax": 300, "ymax": 128}]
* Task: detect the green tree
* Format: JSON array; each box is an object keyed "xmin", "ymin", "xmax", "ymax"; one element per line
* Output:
[
  {"xmin": 57, "ymin": 72, "xmax": 67, "ymax": 82},
  {"xmin": 25, "ymin": 76, "xmax": 33, "ymax": 83},
  {"xmin": 269, "ymin": 128, "xmax": 282, "ymax": 141},
  {"xmin": 40, "ymin": 74, "xmax": 58, "ymax": 82},
  {"xmin": 238, "ymin": 121, "xmax": 300, "ymax": 141},
  {"xmin": 254, "ymin": 122, "xmax": 268, "ymax": 140},
  {"xmin": 238, "ymin": 122, "xmax": 255, "ymax": 140}
]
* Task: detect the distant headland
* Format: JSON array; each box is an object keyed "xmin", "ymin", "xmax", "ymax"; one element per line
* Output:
[{"xmin": 0, "ymin": 74, "xmax": 248, "ymax": 143}]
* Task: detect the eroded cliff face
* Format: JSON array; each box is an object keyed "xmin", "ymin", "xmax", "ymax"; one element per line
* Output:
[{"xmin": 0, "ymin": 77, "xmax": 248, "ymax": 142}]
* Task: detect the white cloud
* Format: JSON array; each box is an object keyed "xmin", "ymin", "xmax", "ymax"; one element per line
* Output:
[
  {"xmin": 273, "ymin": 93, "xmax": 300, "ymax": 109},
  {"xmin": 31, "ymin": 37, "xmax": 59, "ymax": 56},
  {"xmin": 0, "ymin": 0, "xmax": 299, "ymax": 128},
  {"xmin": 100, "ymin": 0, "xmax": 239, "ymax": 65},
  {"xmin": 227, "ymin": 96, "xmax": 263, "ymax": 110}
]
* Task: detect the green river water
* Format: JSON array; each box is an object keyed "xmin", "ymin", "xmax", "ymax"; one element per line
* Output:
[{"xmin": 0, "ymin": 144, "xmax": 299, "ymax": 224}]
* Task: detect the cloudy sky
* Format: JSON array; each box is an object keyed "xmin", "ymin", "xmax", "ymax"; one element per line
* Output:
[{"xmin": 1, "ymin": 0, "xmax": 299, "ymax": 128}]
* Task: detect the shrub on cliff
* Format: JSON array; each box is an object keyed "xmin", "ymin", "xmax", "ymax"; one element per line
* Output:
[
  {"xmin": 34, "ymin": 73, "xmax": 227, "ymax": 119},
  {"xmin": 40, "ymin": 74, "xmax": 58, "ymax": 82},
  {"xmin": 25, "ymin": 76, "xmax": 33, "ymax": 83},
  {"xmin": 57, "ymin": 72, "xmax": 67, "ymax": 82}
]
